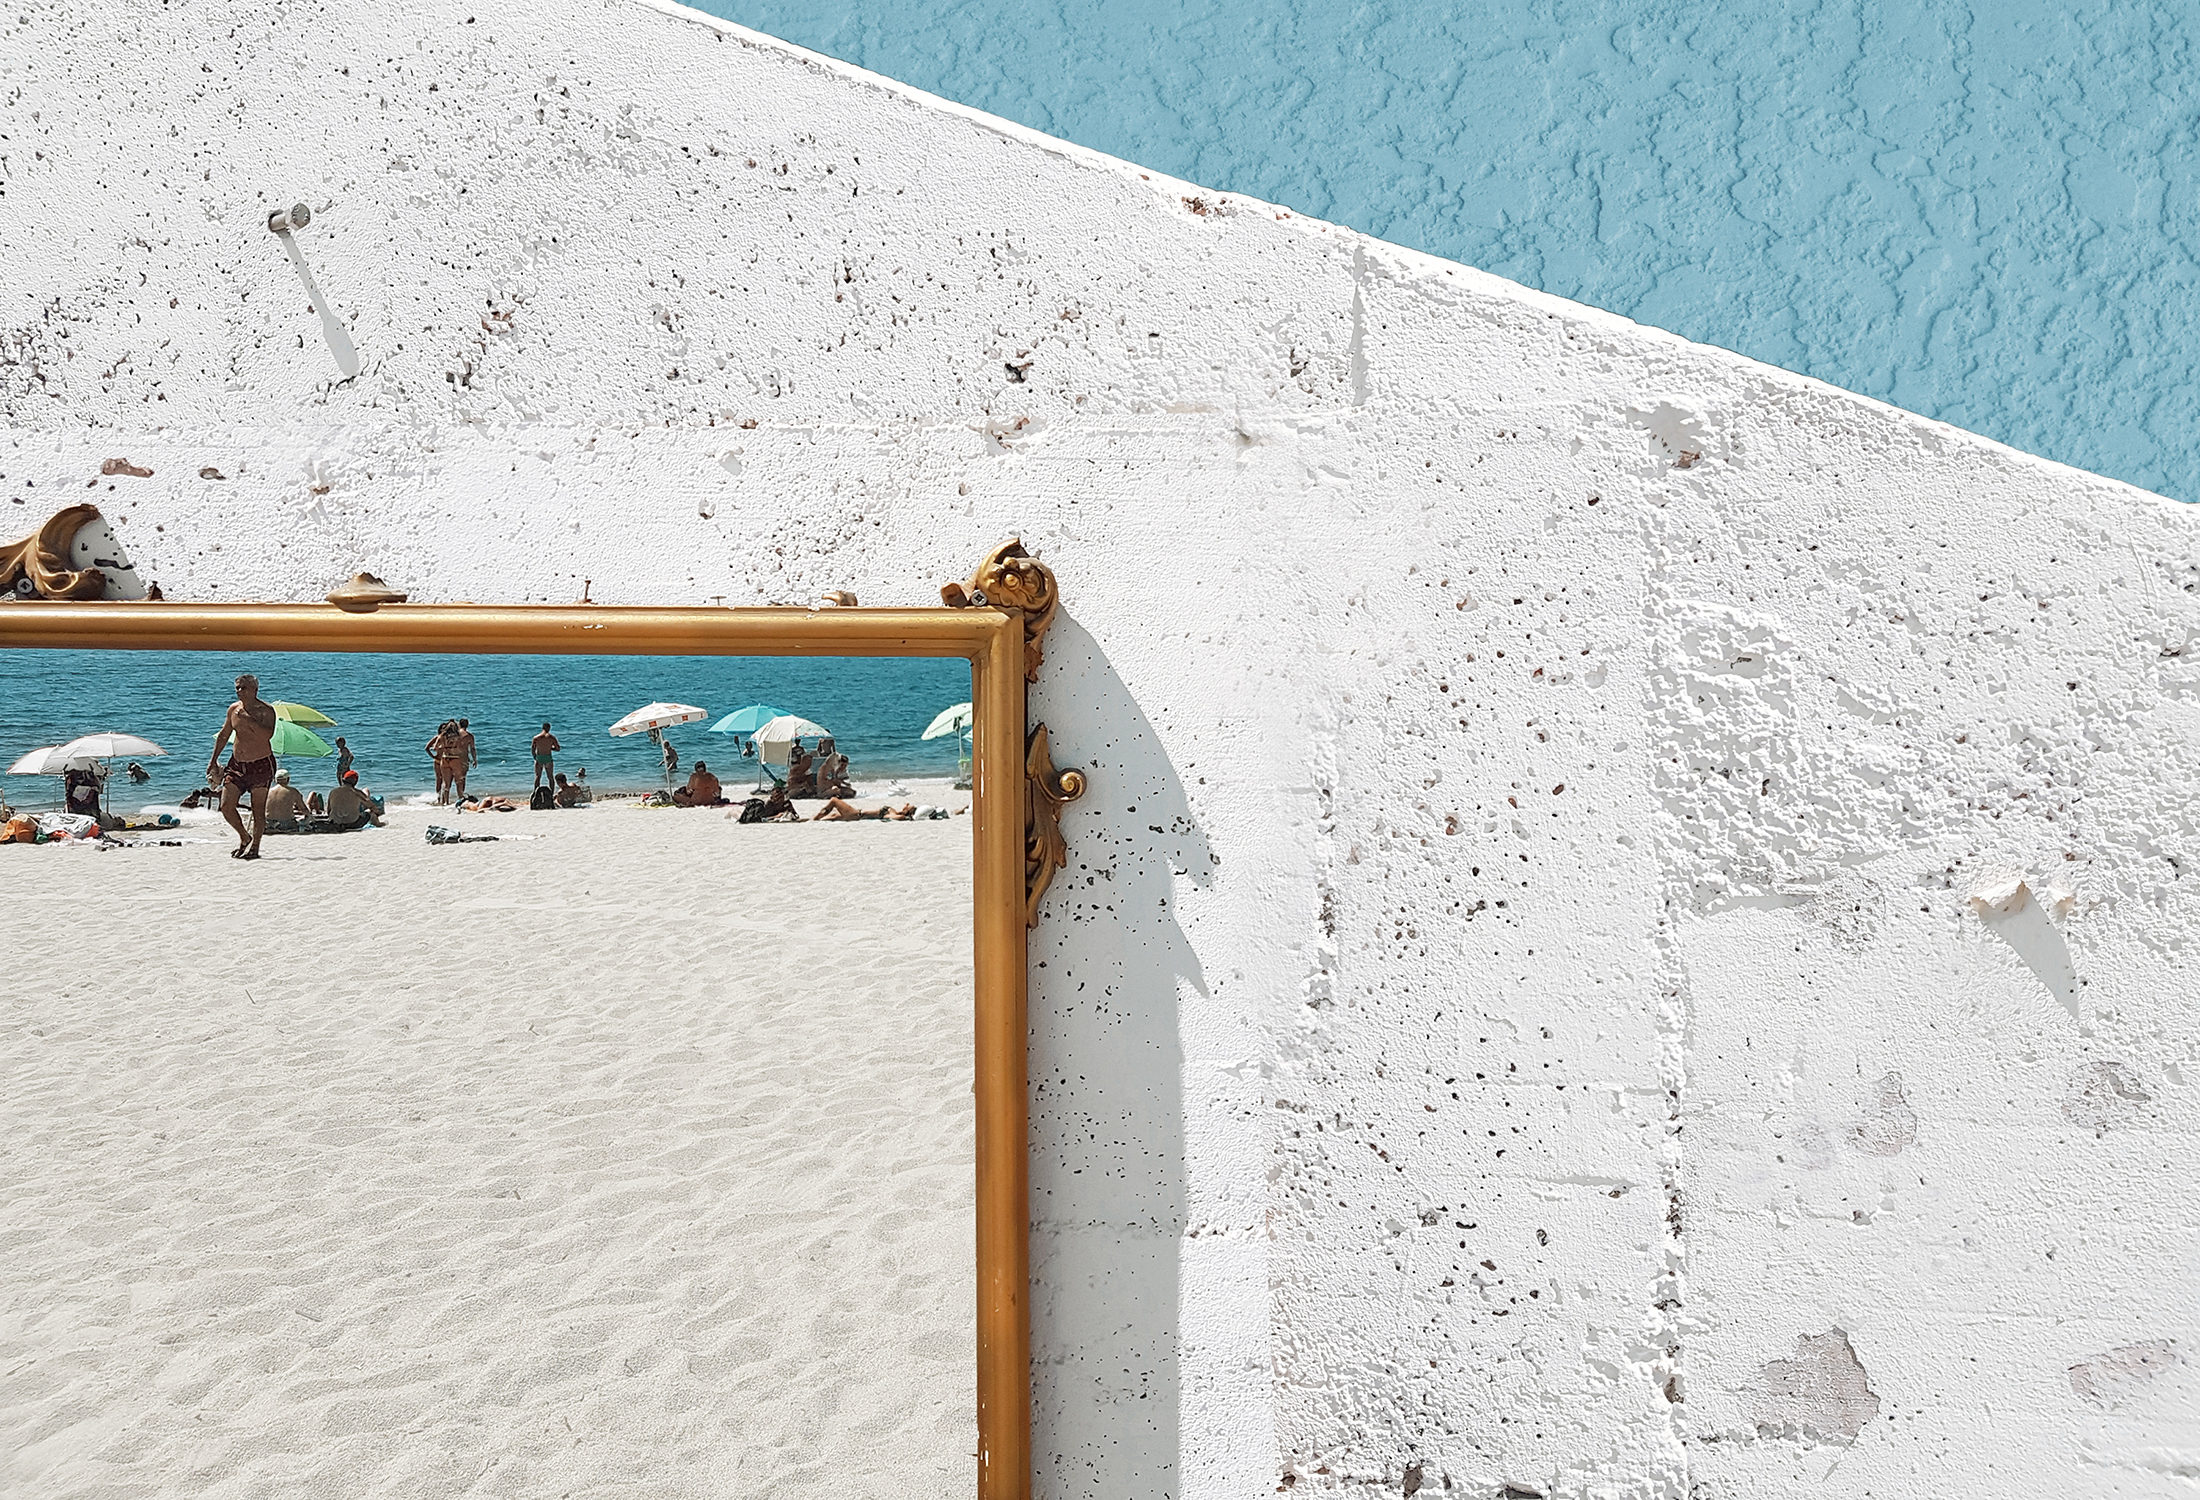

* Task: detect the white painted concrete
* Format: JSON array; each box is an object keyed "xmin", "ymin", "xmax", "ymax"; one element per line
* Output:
[{"xmin": 5, "ymin": 0, "xmax": 2197, "ymax": 1493}]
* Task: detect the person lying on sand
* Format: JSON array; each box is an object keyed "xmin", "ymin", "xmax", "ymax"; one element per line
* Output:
[
  {"xmin": 459, "ymin": 795, "xmax": 519, "ymax": 812},
  {"xmin": 811, "ymin": 798, "xmax": 918, "ymax": 822},
  {"xmin": 323, "ymin": 771, "xmax": 385, "ymax": 829},
  {"xmin": 262, "ymin": 769, "xmax": 312, "ymax": 832},
  {"xmin": 672, "ymin": 760, "xmax": 723, "ymax": 807},
  {"xmin": 208, "ymin": 671, "xmax": 279, "ymax": 859}
]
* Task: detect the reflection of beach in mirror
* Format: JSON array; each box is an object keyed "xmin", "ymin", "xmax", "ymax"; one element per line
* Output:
[{"xmin": 0, "ymin": 648, "xmax": 977, "ymax": 1498}]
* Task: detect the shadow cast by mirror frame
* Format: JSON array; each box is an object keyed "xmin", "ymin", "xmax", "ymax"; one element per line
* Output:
[{"xmin": 1028, "ymin": 610, "xmax": 1213, "ymax": 1498}]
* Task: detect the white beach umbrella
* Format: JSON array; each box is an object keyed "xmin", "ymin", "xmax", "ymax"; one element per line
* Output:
[
  {"xmin": 607, "ymin": 702, "xmax": 709, "ymax": 738},
  {"xmin": 922, "ymin": 701, "xmax": 974, "ymax": 787},
  {"xmin": 55, "ymin": 732, "xmax": 168, "ymax": 762},
  {"xmin": 7, "ymin": 745, "xmax": 81, "ymax": 775},
  {"xmin": 753, "ymin": 714, "xmax": 832, "ymax": 768},
  {"xmin": 920, "ymin": 703, "xmax": 973, "ymax": 740}
]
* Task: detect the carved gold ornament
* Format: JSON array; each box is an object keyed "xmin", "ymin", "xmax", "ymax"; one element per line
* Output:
[
  {"xmin": 0, "ymin": 504, "xmax": 116, "ymax": 601},
  {"xmin": 326, "ymin": 572, "xmax": 410, "ymax": 612},
  {"xmin": 941, "ymin": 538, "xmax": 1060, "ymax": 682},
  {"xmin": 1024, "ymin": 723, "xmax": 1086, "ymax": 929}
]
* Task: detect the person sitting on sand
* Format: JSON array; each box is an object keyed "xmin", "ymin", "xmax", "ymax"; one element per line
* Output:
[
  {"xmin": 64, "ymin": 769, "xmax": 102, "ymax": 820},
  {"xmin": 811, "ymin": 798, "xmax": 917, "ymax": 822},
  {"xmin": 672, "ymin": 760, "xmax": 723, "ymax": 807},
  {"xmin": 323, "ymin": 770, "xmax": 385, "ymax": 830},
  {"xmin": 208, "ymin": 671, "xmax": 280, "ymax": 859},
  {"xmin": 814, "ymin": 737, "xmax": 854, "ymax": 799},
  {"xmin": 531, "ymin": 721, "xmax": 559, "ymax": 789},
  {"xmin": 262, "ymin": 769, "xmax": 312, "ymax": 832},
  {"xmin": 732, "ymin": 782, "xmax": 797, "ymax": 823},
  {"xmin": 786, "ymin": 742, "xmax": 817, "ymax": 798},
  {"xmin": 553, "ymin": 772, "xmax": 589, "ymax": 807}
]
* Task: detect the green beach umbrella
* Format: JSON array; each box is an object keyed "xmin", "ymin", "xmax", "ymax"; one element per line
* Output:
[
  {"xmin": 273, "ymin": 701, "xmax": 338, "ymax": 726},
  {"xmin": 270, "ymin": 719, "xmax": 334, "ymax": 758}
]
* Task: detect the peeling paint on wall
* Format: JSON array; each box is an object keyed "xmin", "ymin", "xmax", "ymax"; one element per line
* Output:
[{"xmin": 1748, "ymin": 1330, "xmax": 1881, "ymax": 1443}]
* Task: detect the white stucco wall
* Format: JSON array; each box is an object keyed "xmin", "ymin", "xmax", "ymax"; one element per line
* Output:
[{"xmin": 6, "ymin": 1, "xmax": 2198, "ymax": 1494}]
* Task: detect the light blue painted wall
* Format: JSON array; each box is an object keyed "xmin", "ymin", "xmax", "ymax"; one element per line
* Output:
[{"xmin": 697, "ymin": 0, "xmax": 2199, "ymax": 500}]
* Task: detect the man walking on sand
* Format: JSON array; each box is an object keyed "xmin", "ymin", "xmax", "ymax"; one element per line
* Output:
[
  {"xmin": 532, "ymin": 722, "xmax": 560, "ymax": 790},
  {"xmin": 207, "ymin": 672, "xmax": 279, "ymax": 860}
]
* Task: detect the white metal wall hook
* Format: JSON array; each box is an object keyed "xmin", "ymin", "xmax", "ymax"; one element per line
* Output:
[{"xmin": 266, "ymin": 202, "xmax": 312, "ymax": 234}]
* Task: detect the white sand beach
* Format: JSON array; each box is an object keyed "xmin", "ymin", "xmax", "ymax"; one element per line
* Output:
[{"xmin": 0, "ymin": 797, "xmax": 975, "ymax": 1499}]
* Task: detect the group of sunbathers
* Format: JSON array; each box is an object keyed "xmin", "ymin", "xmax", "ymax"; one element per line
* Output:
[
  {"xmin": 783, "ymin": 738, "xmax": 856, "ymax": 800},
  {"xmin": 253, "ymin": 767, "xmax": 386, "ymax": 835}
]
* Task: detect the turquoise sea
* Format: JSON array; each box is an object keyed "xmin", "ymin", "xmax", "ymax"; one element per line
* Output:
[{"xmin": 0, "ymin": 649, "xmax": 971, "ymax": 810}]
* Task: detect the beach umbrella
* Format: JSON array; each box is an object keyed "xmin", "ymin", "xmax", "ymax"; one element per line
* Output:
[
  {"xmin": 708, "ymin": 703, "xmax": 790, "ymax": 737},
  {"xmin": 921, "ymin": 703, "xmax": 973, "ymax": 740},
  {"xmin": 270, "ymin": 720, "xmax": 334, "ymax": 757},
  {"xmin": 753, "ymin": 713, "xmax": 832, "ymax": 769},
  {"xmin": 54, "ymin": 731, "xmax": 168, "ymax": 762},
  {"xmin": 922, "ymin": 701, "xmax": 974, "ymax": 786},
  {"xmin": 608, "ymin": 702, "xmax": 709, "ymax": 738},
  {"xmin": 272, "ymin": 701, "xmax": 337, "ymax": 726},
  {"xmin": 755, "ymin": 714, "xmax": 832, "ymax": 748},
  {"xmin": 5, "ymin": 746, "xmax": 81, "ymax": 816},
  {"xmin": 7, "ymin": 745, "xmax": 83, "ymax": 775}
]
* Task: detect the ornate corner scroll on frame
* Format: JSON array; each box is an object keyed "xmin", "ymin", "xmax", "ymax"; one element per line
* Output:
[{"xmin": 943, "ymin": 540, "xmax": 1086, "ymax": 928}]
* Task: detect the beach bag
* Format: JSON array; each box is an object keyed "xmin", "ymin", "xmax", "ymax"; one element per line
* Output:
[
  {"xmin": 529, "ymin": 786, "xmax": 555, "ymax": 811},
  {"xmin": 736, "ymin": 797, "xmax": 769, "ymax": 824}
]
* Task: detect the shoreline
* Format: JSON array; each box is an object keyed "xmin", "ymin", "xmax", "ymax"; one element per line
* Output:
[{"xmin": 63, "ymin": 776, "xmax": 974, "ymax": 839}]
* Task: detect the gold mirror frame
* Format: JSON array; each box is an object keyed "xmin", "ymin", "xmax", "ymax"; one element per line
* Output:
[{"xmin": 0, "ymin": 542, "xmax": 1079, "ymax": 1500}]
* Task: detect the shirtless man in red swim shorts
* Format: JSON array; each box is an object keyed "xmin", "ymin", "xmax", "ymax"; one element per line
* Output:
[{"xmin": 207, "ymin": 672, "xmax": 279, "ymax": 859}]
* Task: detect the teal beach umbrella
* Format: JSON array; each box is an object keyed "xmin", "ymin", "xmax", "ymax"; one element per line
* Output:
[{"xmin": 708, "ymin": 704, "xmax": 790, "ymax": 736}]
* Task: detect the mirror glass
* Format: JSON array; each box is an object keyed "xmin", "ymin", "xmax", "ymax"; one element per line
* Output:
[{"xmin": 0, "ymin": 645, "xmax": 977, "ymax": 1498}]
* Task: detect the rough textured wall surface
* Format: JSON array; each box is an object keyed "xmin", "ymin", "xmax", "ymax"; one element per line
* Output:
[
  {"xmin": 692, "ymin": 0, "xmax": 2200, "ymax": 505},
  {"xmin": 4, "ymin": 1, "xmax": 2197, "ymax": 1495}
]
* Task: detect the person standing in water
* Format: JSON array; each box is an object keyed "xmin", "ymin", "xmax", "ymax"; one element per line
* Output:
[
  {"xmin": 455, "ymin": 718, "xmax": 478, "ymax": 802},
  {"xmin": 207, "ymin": 672, "xmax": 278, "ymax": 859},
  {"xmin": 532, "ymin": 722, "xmax": 560, "ymax": 790},
  {"xmin": 334, "ymin": 736, "xmax": 354, "ymax": 779}
]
